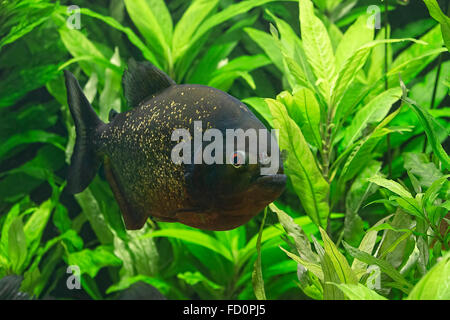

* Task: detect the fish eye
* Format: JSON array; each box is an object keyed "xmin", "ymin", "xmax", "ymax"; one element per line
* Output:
[{"xmin": 230, "ymin": 151, "xmax": 246, "ymax": 168}]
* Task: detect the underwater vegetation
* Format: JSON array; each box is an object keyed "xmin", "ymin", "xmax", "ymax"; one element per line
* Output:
[{"xmin": 0, "ymin": 0, "xmax": 449, "ymax": 301}]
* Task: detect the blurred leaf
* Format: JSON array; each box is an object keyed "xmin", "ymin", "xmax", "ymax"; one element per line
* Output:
[
  {"xmin": 407, "ymin": 252, "xmax": 450, "ymax": 300},
  {"xmin": 172, "ymin": 0, "xmax": 219, "ymax": 62},
  {"xmin": 106, "ymin": 274, "xmax": 170, "ymax": 296},
  {"xmin": 79, "ymin": 7, "xmax": 161, "ymax": 68},
  {"xmin": 0, "ymin": 130, "xmax": 64, "ymax": 160},
  {"xmin": 75, "ymin": 188, "xmax": 114, "ymax": 245},
  {"xmin": 423, "ymin": 0, "xmax": 450, "ymax": 51},
  {"xmin": 67, "ymin": 246, "xmax": 122, "ymax": 278},
  {"xmin": 141, "ymin": 229, "xmax": 233, "ymax": 262},
  {"xmin": 404, "ymin": 153, "xmax": 443, "ymax": 188},
  {"xmin": 8, "ymin": 217, "xmax": 28, "ymax": 274},
  {"xmin": 124, "ymin": 0, "xmax": 171, "ymax": 67}
]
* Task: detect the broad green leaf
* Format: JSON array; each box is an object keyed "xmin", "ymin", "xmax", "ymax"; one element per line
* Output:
[
  {"xmin": 68, "ymin": 246, "xmax": 122, "ymax": 278},
  {"xmin": 8, "ymin": 217, "xmax": 27, "ymax": 273},
  {"xmin": 299, "ymin": 0, "xmax": 336, "ymax": 101},
  {"xmin": 270, "ymin": 203, "xmax": 318, "ymax": 262},
  {"xmin": 343, "ymin": 241, "xmax": 413, "ymax": 293},
  {"xmin": 423, "ymin": 175, "xmax": 450, "ymax": 210},
  {"xmin": 266, "ymin": 98, "xmax": 329, "ymax": 228},
  {"xmin": 335, "ymin": 14, "xmax": 374, "ymax": 70},
  {"xmin": 407, "ymin": 252, "xmax": 450, "ymax": 300},
  {"xmin": 23, "ymin": 199, "xmax": 54, "ymax": 261},
  {"xmin": 343, "ymin": 87, "xmax": 402, "ymax": 146},
  {"xmin": 252, "ymin": 208, "xmax": 267, "ymax": 300},
  {"xmin": 124, "ymin": 0, "xmax": 171, "ymax": 67},
  {"xmin": 279, "ymin": 88, "xmax": 322, "ymax": 148},
  {"xmin": 332, "ymin": 283, "xmax": 387, "ymax": 300},
  {"xmin": 140, "ymin": 229, "xmax": 233, "ymax": 262},
  {"xmin": 423, "ymin": 0, "xmax": 450, "ymax": 51},
  {"xmin": 58, "ymin": 27, "xmax": 106, "ymax": 77}
]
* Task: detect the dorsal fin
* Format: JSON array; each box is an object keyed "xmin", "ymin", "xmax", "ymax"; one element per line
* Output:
[{"xmin": 122, "ymin": 59, "xmax": 175, "ymax": 108}]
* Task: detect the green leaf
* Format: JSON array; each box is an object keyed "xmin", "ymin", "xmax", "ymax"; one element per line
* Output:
[
  {"xmin": 351, "ymin": 215, "xmax": 393, "ymax": 273},
  {"xmin": 172, "ymin": 0, "xmax": 219, "ymax": 62},
  {"xmin": 79, "ymin": 7, "xmax": 161, "ymax": 69},
  {"xmin": 331, "ymin": 283, "xmax": 387, "ymax": 300},
  {"xmin": 58, "ymin": 27, "xmax": 106, "ymax": 77},
  {"xmin": 407, "ymin": 252, "xmax": 450, "ymax": 300},
  {"xmin": 343, "ymin": 87, "xmax": 402, "ymax": 146},
  {"xmin": 343, "ymin": 241, "xmax": 413, "ymax": 293},
  {"xmin": 404, "ymin": 153, "xmax": 443, "ymax": 188},
  {"xmin": 335, "ymin": 13, "xmax": 374, "ymax": 70},
  {"xmin": 245, "ymin": 27, "xmax": 284, "ymax": 72},
  {"xmin": 0, "ymin": 130, "xmax": 65, "ymax": 161},
  {"xmin": 140, "ymin": 229, "xmax": 233, "ymax": 262},
  {"xmin": 75, "ymin": 188, "xmax": 114, "ymax": 245},
  {"xmin": 279, "ymin": 88, "xmax": 322, "ymax": 148},
  {"xmin": 332, "ymin": 38, "xmax": 425, "ymax": 110},
  {"xmin": 344, "ymin": 161, "xmax": 382, "ymax": 247},
  {"xmin": 8, "ymin": 217, "xmax": 28, "ymax": 273},
  {"xmin": 270, "ymin": 203, "xmax": 318, "ymax": 263},
  {"xmin": 266, "ymin": 98, "xmax": 329, "ymax": 228},
  {"xmin": 279, "ymin": 246, "xmax": 324, "ymax": 280},
  {"xmin": 368, "ymin": 176, "xmax": 413, "ymax": 199},
  {"xmin": 423, "ymin": 0, "xmax": 450, "ymax": 51},
  {"xmin": 243, "ymin": 97, "xmax": 274, "ymax": 127},
  {"xmin": 299, "ymin": 0, "xmax": 336, "ymax": 101},
  {"xmin": 252, "ymin": 208, "xmax": 267, "ymax": 300},
  {"xmin": 401, "ymin": 93, "xmax": 450, "ymax": 169},
  {"xmin": 67, "ymin": 246, "xmax": 122, "ymax": 278},
  {"xmin": 124, "ymin": 0, "xmax": 171, "ymax": 67},
  {"xmin": 319, "ymin": 228, "xmax": 358, "ymax": 285},
  {"xmin": 106, "ymin": 275, "xmax": 170, "ymax": 295}
]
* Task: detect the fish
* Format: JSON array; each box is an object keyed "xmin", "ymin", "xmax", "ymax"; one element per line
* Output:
[{"xmin": 64, "ymin": 60, "xmax": 286, "ymax": 231}]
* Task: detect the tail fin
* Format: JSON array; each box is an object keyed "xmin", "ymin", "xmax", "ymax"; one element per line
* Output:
[{"xmin": 64, "ymin": 70, "xmax": 103, "ymax": 194}]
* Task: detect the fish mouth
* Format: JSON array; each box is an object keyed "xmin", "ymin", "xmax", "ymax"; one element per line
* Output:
[{"xmin": 255, "ymin": 173, "xmax": 287, "ymax": 191}]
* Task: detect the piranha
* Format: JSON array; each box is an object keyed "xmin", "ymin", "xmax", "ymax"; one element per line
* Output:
[{"xmin": 64, "ymin": 60, "xmax": 286, "ymax": 231}]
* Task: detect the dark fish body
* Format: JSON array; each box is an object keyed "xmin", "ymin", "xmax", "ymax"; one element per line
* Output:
[{"xmin": 64, "ymin": 61, "xmax": 286, "ymax": 231}]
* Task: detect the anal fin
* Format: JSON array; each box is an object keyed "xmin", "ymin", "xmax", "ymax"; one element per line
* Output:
[{"xmin": 104, "ymin": 157, "xmax": 147, "ymax": 230}]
